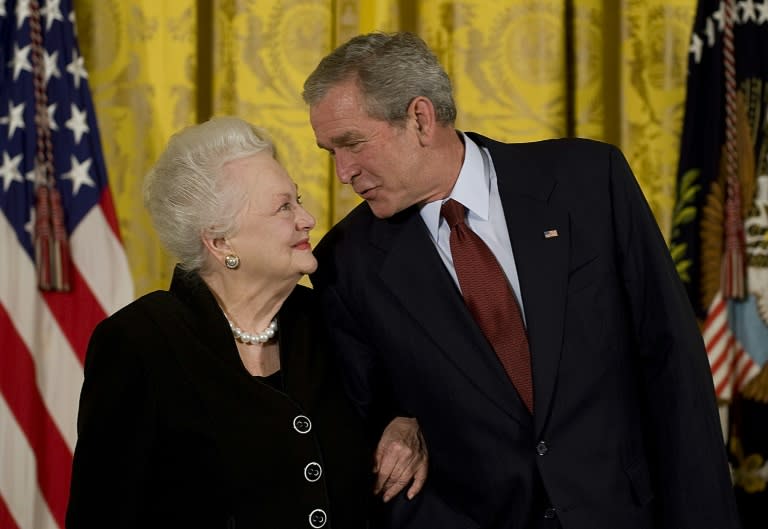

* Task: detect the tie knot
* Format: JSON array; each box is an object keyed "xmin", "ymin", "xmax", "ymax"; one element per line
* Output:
[{"xmin": 441, "ymin": 199, "xmax": 466, "ymax": 228}]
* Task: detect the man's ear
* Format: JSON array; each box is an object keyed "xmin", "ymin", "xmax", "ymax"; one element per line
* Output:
[{"xmin": 409, "ymin": 96, "xmax": 437, "ymax": 145}]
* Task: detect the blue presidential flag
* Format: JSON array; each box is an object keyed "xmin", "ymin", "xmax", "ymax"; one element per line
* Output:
[{"xmin": 670, "ymin": 1, "xmax": 768, "ymax": 526}]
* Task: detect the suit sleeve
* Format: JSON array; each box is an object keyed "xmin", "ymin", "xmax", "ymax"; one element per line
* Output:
[
  {"xmin": 607, "ymin": 145, "xmax": 741, "ymax": 529},
  {"xmin": 371, "ymin": 486, "xmax": 481, "ymax": 529},
  {"xmin": 315, "ymin": 235, "xmax": 475, "ymax": 528},
  {"xmin": 311, "ymin": 261, "xmax": 402, "ymax": 443},
  {"xmin": 65, "ymin": 315, "xmax": 157, "ymax": 529}
]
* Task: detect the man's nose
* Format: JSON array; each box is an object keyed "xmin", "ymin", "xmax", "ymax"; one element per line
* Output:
[{"xmin": 334, "ymin": 151, "xmax": 359, "ymax": 184}]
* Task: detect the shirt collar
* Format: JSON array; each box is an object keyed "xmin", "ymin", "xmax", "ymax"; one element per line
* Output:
[{"xmin": 420, "ymin": 132, "xmax": 491, "ymax": 242}]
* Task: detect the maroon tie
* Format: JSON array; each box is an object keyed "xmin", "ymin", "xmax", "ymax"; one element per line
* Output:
[{"xmin": 441, "ymin": 199, "xmax": 534, "ymax": 413}]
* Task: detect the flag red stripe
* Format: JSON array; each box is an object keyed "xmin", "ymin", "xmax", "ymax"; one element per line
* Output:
[
  {"xmin": 708, "ymin": 340, "xmax": 729, "ymax": 372},
  {"xmin": 714, "ymin": 335, "xmax": 737, "ymax": 397},
  {"xmin": 735, "ymin": 353, "xmax": 756, "ymax": 390},
  {"xmin": 704, "ymin": 318, "xmax": 727, "ymax": 346},
  {"xmin": 703, "ymin": 304, "xmax": 727, "ymax": 352},
  {"xmin": 0, "ymin": 494, "xmax": 21, "ymax": 529},
  {"xmin": 715, "ymin": 375, "xmax": 731, "ymax": 398},
  {"xmin": 98, "ymin": 187, "xmax": 123, "ymax": 243},
  {"xmin": 704, "ymin": 296, "xmax": 726, "ymax": 324},
  {"xmin": 0, "ymin": 307, "xmax": 73, "ymax": 529},
  {"xmin": 41, "ymin": 265, "xmax": 106, "ymax": 365}
]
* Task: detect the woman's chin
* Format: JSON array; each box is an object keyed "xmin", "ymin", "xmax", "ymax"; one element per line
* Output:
[
  {"xmin": 301, "ymin": 259, "xmax": 319, "ymax": 276},
  {"xmin": 291, "ymin": 254, "xmax": 318, "ymax": 277}
]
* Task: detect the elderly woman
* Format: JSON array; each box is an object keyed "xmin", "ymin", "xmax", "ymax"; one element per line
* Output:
[{"xmin": 65, "ymin": 117, "xmax": 426, "ymax": 529}]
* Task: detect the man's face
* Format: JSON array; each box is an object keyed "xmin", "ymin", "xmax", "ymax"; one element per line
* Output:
[{"xmin": 309, "ymin": 79, "xmax": 427, "ymax": 218}]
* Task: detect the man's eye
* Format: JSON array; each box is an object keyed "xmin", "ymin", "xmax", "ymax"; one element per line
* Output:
[{"xmin": 296, "ymin": 194, "xmax": 303, "ymax": 205}]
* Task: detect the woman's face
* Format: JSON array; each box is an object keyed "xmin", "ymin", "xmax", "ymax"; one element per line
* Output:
[{"xmin": 223, "ymin": 152, "xmax": 317, "ymax": 282}]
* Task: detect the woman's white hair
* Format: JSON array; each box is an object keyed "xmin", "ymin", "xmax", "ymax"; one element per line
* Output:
[{"xmin": 143, "ymin": 116, "xmax": 274, "ymax": 273}]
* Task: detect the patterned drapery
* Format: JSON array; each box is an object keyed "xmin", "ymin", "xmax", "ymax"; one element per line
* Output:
[{"xmin": 74, "ymin": 0, "xmax": 696, "ymax": 296}]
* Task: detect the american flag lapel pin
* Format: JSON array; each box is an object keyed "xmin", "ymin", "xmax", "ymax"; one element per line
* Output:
[{"xmin": 543, "ymin": 229, "xmax": 559, "ymax": 239}]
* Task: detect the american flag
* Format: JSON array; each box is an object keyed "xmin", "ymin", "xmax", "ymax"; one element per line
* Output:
[
  {"xmin": 0, "ymin": 1, "xmax": 133, "ymax": 528},
  {"xmin": 670, "ymin": 0, "xmax": 768, "ymax": 401}
]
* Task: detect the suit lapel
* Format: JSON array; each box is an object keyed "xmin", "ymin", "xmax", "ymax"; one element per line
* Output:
[
  {"xmin": 377, "ymin": 211, "xmax": 525, "ymax": 422},
  {"xmin": 487, "ymin": 137, "xmax": 569, "ymax": 436}
]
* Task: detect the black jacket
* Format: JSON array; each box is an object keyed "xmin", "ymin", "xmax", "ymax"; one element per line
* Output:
[
  {"xmin": 312, "ymin": 135, "xmax": 740, "ymax": 529},
  {"xmin": 66, "ymin": 268, "xmax": 371, "ymax": 529}
]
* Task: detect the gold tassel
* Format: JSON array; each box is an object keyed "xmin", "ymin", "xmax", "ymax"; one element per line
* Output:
[
  {"xmin": 34, "ymin": 184, "xmax": 71, "ymax": 292},
  {"xmin": 34, "ymin": 185, "xmax": 52, "ymax": 290},
  {"xmin": 49, "ymin": 186, "xmax": 71, "ymax": 291}
]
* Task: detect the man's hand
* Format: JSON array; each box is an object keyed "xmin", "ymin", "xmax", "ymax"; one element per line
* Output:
[{"xmin": 374, "ymin": 416, "xmax": 428, "ymax": 502}]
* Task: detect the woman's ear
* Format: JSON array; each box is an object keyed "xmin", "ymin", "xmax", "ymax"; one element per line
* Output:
[{"xmin": 202, "ymin": 232, "xmax": 233, "ymax": 260}]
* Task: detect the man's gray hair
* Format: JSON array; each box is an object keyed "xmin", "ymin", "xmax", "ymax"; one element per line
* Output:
[{"xmin": 303, "ymin": 31, "xmax": 456, "ymax": 126}]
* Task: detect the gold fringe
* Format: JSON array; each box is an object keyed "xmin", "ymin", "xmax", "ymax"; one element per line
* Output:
[{"xmin": 741, "ymin": 363, "xmax": 768, "ymax": 404}]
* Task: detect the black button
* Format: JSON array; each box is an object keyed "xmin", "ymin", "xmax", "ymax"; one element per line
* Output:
[
  {"xmin": 304, "ymin": 462, "xmax": 322, "ymax": 482},
  {"xmin": 309, "ymin": 508, "xmax": 327, "ymax": 528},
  {"xmin": 293, "ymin": 415, "xmax": 312, "ymax": 434},
  {"xmin": 536, "ymin": 440, "xmax": 548, "ymax": 455},
  {"xmin": 544, "ymin": 507, "xmax": 557, "ymax": 519}
]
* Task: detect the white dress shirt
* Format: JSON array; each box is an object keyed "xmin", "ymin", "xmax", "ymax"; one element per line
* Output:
[{"xmin": 420, "ymin": 132, "xmax": 526, "ymax": 321}]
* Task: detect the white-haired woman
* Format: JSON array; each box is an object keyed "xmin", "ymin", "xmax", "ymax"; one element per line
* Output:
[{"xmin": 65, "ymin": 116, "xmax": 426, "ymax": 529}]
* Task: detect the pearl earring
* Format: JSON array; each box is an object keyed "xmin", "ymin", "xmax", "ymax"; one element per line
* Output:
[{"xmin": 224, "ymin": 254, "xmax": 240, "ymax": 269}]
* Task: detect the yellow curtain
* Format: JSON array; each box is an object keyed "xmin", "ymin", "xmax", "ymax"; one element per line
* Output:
[
  {"xmin": 74, "ymin": 0, "xmax": 696, "ymax": 296},
  {"xmin": 74, "ymin": 0, "xmax": 199, "ymax": 294}
]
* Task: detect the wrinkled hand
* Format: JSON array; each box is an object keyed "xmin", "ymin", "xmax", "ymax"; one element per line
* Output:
[{"xmin": 373, "ymin": 416, "xmax": 428, "ymax": 502}]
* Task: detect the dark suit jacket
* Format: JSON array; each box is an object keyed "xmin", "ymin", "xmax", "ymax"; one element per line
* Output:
[
  {"xmin": 66, "ymin": 269, "xmax": 371, "ymax": 529},
  {"xmin": 311, "ymin": 135, "xmax": 741, "ymax": 529}
]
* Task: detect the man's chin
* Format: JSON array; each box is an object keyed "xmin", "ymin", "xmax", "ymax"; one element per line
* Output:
[{"xmin": 367, "ymin": 200, "xmax": 397, "ymax": 219}]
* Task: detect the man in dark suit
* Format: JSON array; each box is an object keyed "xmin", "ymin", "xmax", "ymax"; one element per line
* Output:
[{"xmin": 303, "ymin": 31, "xmax": 741, "ymax": 529}]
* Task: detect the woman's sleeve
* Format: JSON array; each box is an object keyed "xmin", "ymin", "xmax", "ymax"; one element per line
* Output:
[{"xmin": 65, "ymin": 314, "xmax": 158, "ymax": 529}]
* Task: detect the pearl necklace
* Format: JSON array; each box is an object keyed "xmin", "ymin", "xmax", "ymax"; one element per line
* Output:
[{"xmin": 226, "ymin": 316, "xmax": 278, "ymax": 345}]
